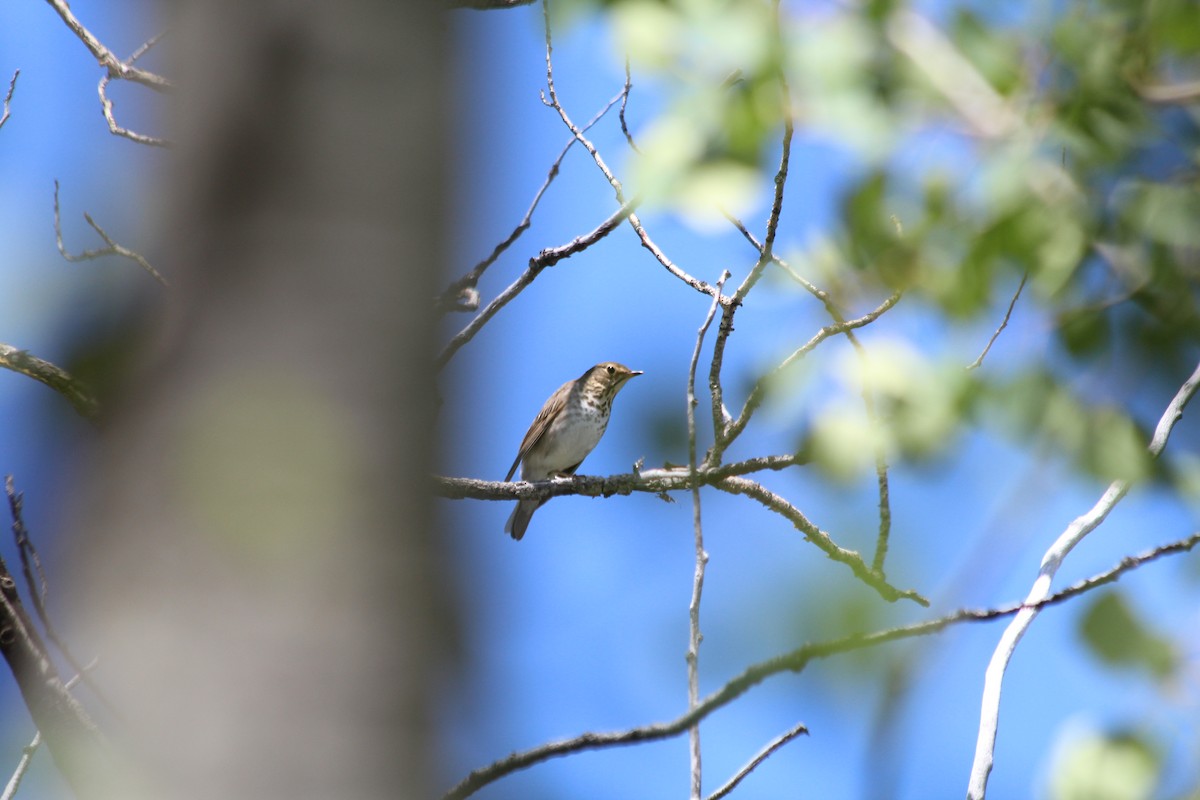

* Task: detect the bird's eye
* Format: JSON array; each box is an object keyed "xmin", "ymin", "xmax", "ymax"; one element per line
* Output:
[{"xmin": 606, "ymin": 365, "xmax": 615, "ymax": 374}]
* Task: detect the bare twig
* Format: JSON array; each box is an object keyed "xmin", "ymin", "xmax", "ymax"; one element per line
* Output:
[
  {"xmin": 709, "ymin": 291, "xmax": 902, "ymax": 466},
  {"xmin": 705, "ymin": 722, "xmax": 809, "ymax": 800},
  {"xmin": 532, "ymin": 197, "xmax": 639, "ymax": 268},
  {"xmin": 6, "ymin": 480, "xmax": 48, "ymax": 622},
  {"xmin": 967, "ymin": 359, "xmax": 1200, "ymax": 799},
  {"xmin": 0, "ymin": 70, "xmax": 18, "ymax": 131},
  {"xmin": 0, "ymin": 522, "xmax": 108, "ymax": 796},
  {"xmin": 54, "ymin": 181, "xmax": 167, "ymax": 285},
  {"xmin": 43, "ymin": 0, "xmax": 169, "ymax": 90},
  {"xmin": 619, "ymin": 57, "xmax": 639, "ymax": 153},
  {"xmin": 540, "ymin": 0, "xmax": 720, "ymax": 301},
  {"xmin": 704, "ymin": 0, "xmax": 795, "ymax": 461},
  {"xmin": 967, "ymin": 271, "xmax": 1028, "ymax": 370},
  {"xmin": 726, "ymin": 215, "xmax": 899, "ymax": 573},
  {"xmin": 715, "ymin": 476, "xmax": 927, "ymax": 606},
  {"xmin": 98, "ymin": 79, "xmax": 165, "ymax": 146},
  {"xmin": 436, "ymin": 198, "xmax": 637, "ymax": 369},
  {"xmin": 98, "ymin": 32, "xmax": 169, "ymax": 146},
  {"xmin": 686, "ymin": 271, "xmax": 729, "ymax": 798},
  {"xmin": 0, "ymin": 343, "xmax": 97, "ymax": 420},
  {"xmin": 436, "ymin": 89, "xmax": 628, "ymax": 312},
  {"xmin": 43, "ymin": 0, "xmax": 170, "ymax": 144},
  {"xmin": 0, "ymin": 667, "xmax": 89, "ymax": 800},
  {"xmin": 6, "ymin": 478, "xmax": 118, "ymax": 717},
  {"xmin": 443, "ymin": 529, "xmax": 1200, "ymax": 800},
  {"xmin": 1, "ymin": 730, "xmax": 40, "ymax": 800}
]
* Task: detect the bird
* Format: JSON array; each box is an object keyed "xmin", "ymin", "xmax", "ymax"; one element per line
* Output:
[{"xmin": 504, "ymin": 362, "xmax": 642, "ymax": 540}]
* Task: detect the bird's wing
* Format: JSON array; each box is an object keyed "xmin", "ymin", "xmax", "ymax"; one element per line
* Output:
[{"xmin": 504, "ymin": 380, "xmax": 570, "ymax": 482}]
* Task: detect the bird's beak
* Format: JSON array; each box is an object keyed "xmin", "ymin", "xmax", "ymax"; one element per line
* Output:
[{"xmin": 629, "ymin": 370, "xmax": 644, "ymax": 378}]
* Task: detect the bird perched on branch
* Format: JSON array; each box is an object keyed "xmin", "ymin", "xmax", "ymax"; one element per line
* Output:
[{"xmin": 504, "ymin": 362, "xmax": 642, "ymax": 540}]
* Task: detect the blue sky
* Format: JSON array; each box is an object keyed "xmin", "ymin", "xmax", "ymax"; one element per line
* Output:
[{"xmin": 1, "ymin": 2, "xmax": 1198, "ymax": 799}]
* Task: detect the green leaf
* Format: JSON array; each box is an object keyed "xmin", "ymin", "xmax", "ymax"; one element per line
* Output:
[
  {"xmin": 1047, "ymin": 728, "xmax": 1160, "ymax": 800},
  {"xmin": 1078, "ymin": 592, "xmax": 1177, "ymax": 679}
]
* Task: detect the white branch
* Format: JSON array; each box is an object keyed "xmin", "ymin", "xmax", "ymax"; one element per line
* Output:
[{"xmin": 967, "ymin": 358, "xmax": 1200, "ymax": 798}]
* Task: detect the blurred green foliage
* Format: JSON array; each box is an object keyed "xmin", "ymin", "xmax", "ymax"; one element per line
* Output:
[
  {"xmin": 1078, "ymin": 591, "xmax": 1178, "ymax": 679},
  {"xmin": 1046, "ymin": 727, "xmax": 1162, "ymax": 800},
  {"xmin": 607, "ymin": 0, "xmax": 1199, "ymax": 489}
]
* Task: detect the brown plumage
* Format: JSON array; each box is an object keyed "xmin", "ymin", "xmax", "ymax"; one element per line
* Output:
[{"xmin": 504, "ymin": 362, "xmax": 642, "ymax": 540}]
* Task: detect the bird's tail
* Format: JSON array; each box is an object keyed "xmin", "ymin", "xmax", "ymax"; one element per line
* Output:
[{"xmin": 504, "ymin": 500, "xmax": 538, "ymax": 541}]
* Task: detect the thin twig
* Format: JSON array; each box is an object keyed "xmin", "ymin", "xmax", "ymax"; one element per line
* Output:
[
  {"xmin": 726, "ymin": 215, "xmax": 899, "ymax": 573},
  {"xmin": 967, "ymin": 271, "xmax": 1028, "ymax": 370},
  {"xmin": 98, "ymin": 77, "xmax": 168, "ymax": 147},
  {"xmin": 436, "ymin": 198, "xmax": 637, "ymax": 369},
  {"xmin": 706, "ymin": 0, "xmax": 795, "ymax": 464},
  {"xmin": 705, "ymin": 722, "xmax": 809, "ymax": 800},
  {"xmin": 540, "ymin": 0, "xmax": 718, "ymax": 300},
  {"xmin": 0, "ymin": 669, "xmax": 90, "ymax": 800},
  {"xmin": 715, "ymin": 476, "xmax": 927, "ymax": 606},
  {"xmin": 619, "ymin": 57, "xmax": 639, "ymax": 153},
  {"xmin": 6, "ymin": 479, "xmax": 47, "ymax": 620},
  {"xmin": 709, "ymin": 291, "xmax": 902, "ymax": 467},
  {"xmin": 436, "ymin": 89, "xmax": 628, "ymax": 312},
  {"xmin": 967, "ymin": 359, "xmax": 1200, "ymax": 799},
  {"xmin": 0, "ymin": 70, "xmax": 18, "ymax": 131},
  {"xmin": 43, "ymin": 0, "xmax": 170, "ymax": 91},
  {"xmin": 54, "ymin": 181, "xmax": 167, "ymax": 285},
  {"xmin": 531, "ymin": 197, "xmax": 639, "ymax": 268},
  {"xmin": 6, "ymin": 478, "xmax": 119, "ymax": 718},
  {"xmin": 443, "ymin": 529, "xmax": 1200, "ymax": 800},
  {"xmin": 97, "ymin": 32, "xmax": 169, "ymax": 147},
  {"xmin": 0, "ymin": 730, "xmax": 40, "ymax": 800},
  {"xmin": 44, "ymin": 0, "xmax": 170, "ymax": 144},
  {"xmin": 686, "ymin": 271, "xmax": 728, "ymax": 799}
]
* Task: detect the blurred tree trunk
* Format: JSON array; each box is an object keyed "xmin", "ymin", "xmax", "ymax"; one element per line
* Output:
[{"xmin": 63, "ymin": 3, "xmax": 448, "ymax": 798}]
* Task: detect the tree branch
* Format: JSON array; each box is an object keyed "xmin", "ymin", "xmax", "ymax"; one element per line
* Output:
[
  {"xmin": 43, "ymin": 0, "xmax": 170, "ymax": 144},
  {"xmin": 0, "ymin": 70, "xmax": 18, "ymax": 132},
  {"xmin": 686, "ymin": 272, "xmax": 728, "ymax": 798},
  {"xmin": 0, "ymin": 509, "xmax": 108, "ymax": 797},
  {"xmin": 705, "ymin": 721, "xmax": 809, "ymax": 800},
  {"xmin": 436, "ymin": 88, "xmax": 629, "ymax": 313},
  {"xmin": 444, "ymin": 529, "xmax": 1200, "ymax": 800},
  {"xmin": 43, "ymin": 0, "xmax": 170, "ymax": 90},
  {"xmin": 0, "ymin": 343, "xmax": 97, "ymax": 420},
  {"xmin": 705, "ymin": 0, "xmax": 795, "ymax": 461},
  {"xmin": 708, "ymin": 291, "xmax": 901, "ymax": 466},
  {"xmin": 7, "ymin": 479, "xmax": 117, "ymax": 718},
  {"xmin": 967, "ymin": 271, "xmax": 1027, "ymax": 371},
  {"xmin": 726, "ymin": 215, "xmax": 900, "ymax": 574},
  {"xmin": 540, "ymin": 0, "xmax": 720, "ymax": 301},
  {"xmin": 434, "ymin": 455, "xmax": 807, "ymax": 501},
  {"xmin": 967, "ymin": 358, "xmax": 1200, "ymax": 799},
  {"xmin": 435, "ymin": 198, "xmax": 637, "ymax": 369},
  {"xmin": 54, "ymin": 180, "xmax": 166, "ymax": 285},
  {"xmin": 715, "ymin": 476, "xmax": 927, "ymax": 606}
]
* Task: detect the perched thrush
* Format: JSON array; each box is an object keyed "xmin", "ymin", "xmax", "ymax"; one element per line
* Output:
[{"xmin": 504, "ymin": 362, "xmax": 642, "ymax": 540}]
